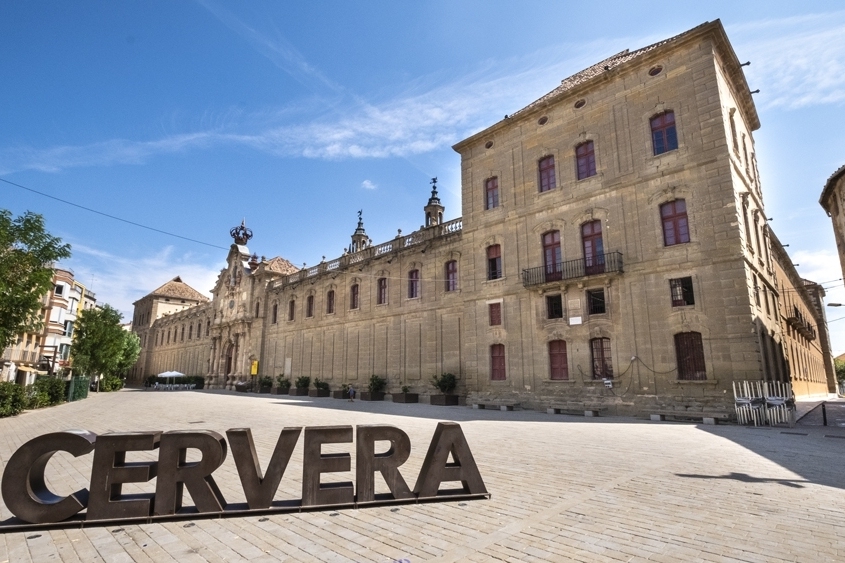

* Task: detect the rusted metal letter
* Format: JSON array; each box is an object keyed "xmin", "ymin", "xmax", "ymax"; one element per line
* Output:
[
  {"xmin": 226, "ymin": 427, "xmax": 301, "ymax": 509},
  {"xmin": 301, "ymin": 426, "xmax": 354, "ymax": 507},
  {"xmin": 87, "ymin": 432, "xmax": 161, "ymax": 520},
  {"xmin": 154, "ymin": 431, "xmax": 227, "ymax": 515},
  {"xmin": 413, "ymin": 422, "xmax": 487, "ymax": 498},
  {"xmin": 356, "ymin": 425, "xmax": 413, "ymax": 503},
  {"xmin": 1, "ymin": 430, "xmax": 97, "ymax": 524}
]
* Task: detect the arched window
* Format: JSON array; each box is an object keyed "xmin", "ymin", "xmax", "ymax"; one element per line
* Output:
[
  {"xmin": 306, "ymin": 295, "xmax": 314, "ymax": 318},
  {"xmin": 487, "ymin": 245, "xmax": 502, "ymax": 280},
  {"xmin": 491, "ymin": 344, "xmax": 506, "ymax": 380},
  {"xmin": 575, "ymin": 141, "xmax": 596, "ymax": 179},
  {"xmin": 326, "ymin": 290, "xmax": 335, "ymax": 314},
  {"xmin": 206, "ymin": 320, "xmax": 210, "ymax": 336},
  {"xmin": 660, "ymin": 199, "xmax": 690, "ymax": 246},
  {"xmin": 180, "ymin": 325, "xmax": 185, "ymax": 341},
  {"xmin": 675, "ymin": 332, "xmax": 706, "ymax": 380},
  {"xmin": 651, "ymin": 111, "xmax": 678, "ymax": 155},
  {"xmin": 445, "ymin": 260, "xmax": 458, "ymax": 292},
  {"xmin": 590, "ymin": 337, "xmax": 613, "ymax": 379},
  {"xmin": 188, "ymin": 324, "xmax": 193, "ymax": 340},
  {"xmin": 408, "ymin": 270, "xmax": 420, "ymax": 298},
  {"xmin": 549, "ymin": 340, "xmax": 568, "ymax": 380},
  {"xmin": 197, "ymin": 321, "xmax": 202, "ymax": 338},
  {"xmin": 288, "ymin": 300, "xmax": 295, "ymax": 321},
  {"xmin": 255, "ymin": 300, "xmax": 260, "ymax": 318},
  {"xmin": 272, "ymin": 303, "xmax": 278, "ymax": 324},
  {"xmin": 538, "ymin": 155, "xmax": 556, "ymax": 192}
]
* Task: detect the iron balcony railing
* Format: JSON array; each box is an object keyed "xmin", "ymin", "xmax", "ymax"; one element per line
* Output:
[{"xmin": 522, "ymin": 251, "xmax": 623, "ymax": 287}]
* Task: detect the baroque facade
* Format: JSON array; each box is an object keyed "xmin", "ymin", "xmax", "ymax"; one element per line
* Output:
[{"xmin": 131, "ymin": 20, "xmax": 835, "ymax": 413}]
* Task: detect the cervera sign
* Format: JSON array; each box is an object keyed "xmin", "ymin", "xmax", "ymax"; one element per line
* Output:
[{"xmin": 1, "ymin": 422, "xmax": 487, "ymax": 529}]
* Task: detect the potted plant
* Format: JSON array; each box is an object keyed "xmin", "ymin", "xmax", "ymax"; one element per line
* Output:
[
  {"xmin": 360, "ymin": 375, "xmax": 386, "ymax": 401},
  {"xmin": 332, "ymin": 383, "xmax": 349, "ymax": 399},
  {"xmin": 309, "ymin": 378, "xmax": 331, "ymax": 397},
  {"xmin": 234, "ymin": 380, "xmax": 250, "ymax": 393},
  {"xmin": 257, "ymin": 375, "xmax": 273, "ymax": 394},
  {"xmin": 290, "ymin": 376, "xmax": 311, "ymax": 396},
  {"xmin": 430, "ymin": 373, "xmax": 459, "ymax": 406},
  {"xmin": 274, "ymin": 375, "xmax": 291, "ymax": 395},
  {"xmin": 392, "ymin": 384, "xmax": 419, "ymax": 404}
]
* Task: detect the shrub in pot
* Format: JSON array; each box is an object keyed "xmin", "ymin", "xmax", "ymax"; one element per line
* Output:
[
  {"xmin": 274, "ymin": 375, "xmax": 291, "ymax": 395},
  {"xmin": 290, "ymin": 376, "xmax": 311, "ymax": 396},
  {"xmin": 258, "ymin": 375, "xmax": 273, "ymax": 393},
  {"xmin": 360, "ymin": 375, "xmax": 386, "ymax": 401},
  {"xmin": 332, "ymin": 383, "xmax": 349, "ymax": 399},
  {"xmin": 430, "ymin": 373, "xmax": 459, "ymax": 406},
  {"xmin": 392, "ymin": 384, "xmax": 419, "ymax": 404},
  {"xmin": 309, "ymin": 378, "xmax": 331, "ymax": 397}
]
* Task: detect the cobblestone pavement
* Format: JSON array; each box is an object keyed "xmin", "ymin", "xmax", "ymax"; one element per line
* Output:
[{"xmin": 2, "ymin": 389, "xmax": 845, "ymax": 562}]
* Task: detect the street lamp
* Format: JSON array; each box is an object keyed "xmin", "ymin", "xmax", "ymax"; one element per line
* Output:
[{"xmin": 828, "ymin": 303, "xmax": 842, "ymax": 307}]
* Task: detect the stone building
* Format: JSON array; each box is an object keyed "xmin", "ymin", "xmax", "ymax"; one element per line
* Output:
[
  {"xmin": 131, "ymin": 20, "xmax": 835, "ymax": 413},
  {"xmin": 820, "ymin": 164, "xmax": 845, "ymax": 283}
]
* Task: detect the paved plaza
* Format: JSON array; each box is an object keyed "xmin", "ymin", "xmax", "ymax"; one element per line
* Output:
[{"xmin": 1, "ymin": 389, "xmax": 845, "ymax": 562}]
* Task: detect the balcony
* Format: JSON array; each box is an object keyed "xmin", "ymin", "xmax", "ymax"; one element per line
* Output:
[{"xmin": 522, "ymin": 252, "xmax": 623, "ymax": 288}]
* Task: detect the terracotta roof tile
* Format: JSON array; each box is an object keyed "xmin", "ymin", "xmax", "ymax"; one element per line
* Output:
[
  {"xmin": 265, "ymin": 256, "xmax": 299, "ymax": 275},
  {"xmin": 149, "ymin": 276, "xmax": 208, "ymax": 302}
]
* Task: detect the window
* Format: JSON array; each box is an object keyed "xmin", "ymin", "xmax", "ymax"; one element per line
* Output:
[
  {"xmin": 651, "ymin": 111, "xmax": 678, "ymax": 155},
  {"xmin": 670, "ymin": 277, "xmax": 695, "ymax": 307},
  {"xmin": 181, "ymin": 326, "xmax": 185, "ymax": 342},
  {"xmin": 306, "ymin": 295, "xmax": 314, "ymax": 318},
  {"xmin": 326, "ymin": 290, "xmax": 335, "ymax": 314},
  {"xmin": 590, "ymin": 337, "xmax": 613, "ymax": 379},
  {"xmin": 63, "ymin": 321, "xmax": 74, "ymax": 337},
  {"xmin": 485, "ymin": 177, "xmax": 499, "ymax": 210},
  {"xmin": 581, "ymin": 220, "xmax": 605, "ymax": 275},
  {"xmin": 546, "ymin": 295, "xmax": 563, "ymax": 319},
  {"xmin": 288, "ymin": 300, "xmax": 295, "ymax": 321},
  {"xmin": 489, "ymin": 302, "xmax": 502, "ymax": 326},
  {"xmin": 198, "ymin": 321, "xmax": 202, "ymax": 338},
  {"xmin": 542, "ymin": 231, "xmax": 562, "ymax": 282},
  {"xmin": 487, "ymin": 245, "xmax": 502, "ymax": 280},
  {"xmin": 54, "ymin": 285, "xmax": 63, "ymax": 296},
  {"xmin": 59, "ymin": 343, "xmax": 70, "ymax": 361},
  {"xmin": 272, "ymin": 304, "xmax": 278, "ymax": 324},
  {"xmin": 206, "ymin": 320, "xmax": 211, "ymax": 336},
  {"xmin": 408, "ymin": 270, "xmax": 420, "ymax": 299},
  {"xmin": 753, "ymin": 274, "xmax": 761, "ymax": 307},
  {"xmin": 350, "ymin": 284, "xmax": 359, "ymax": 310},
  {"xmin": 188, "ymin": 324, "xmax": 193, "ymax": 340},
  {"xmin": 538, "ymin": 155, "xmax": 556, "ymax": 192},
  {"xmin": 491, "ymin": 344, "xmax": 506, "ymax": 380},
  {"xmin": 587, "ymin": 289, "xmax": 606, "ymax": 315},
  {"xmin": 549, "ymin": 340, "xmax": 568, "ymax": 380},
  {"xmin": 445, "ymin": 260, "xmax": 458, "ymax": 292},
  {"xmin": 377, "ymin": 278, "xmax": 387, "ymax": 305},
  {"xmin": 255, "ymin": 301, "xmax": 260, "ymax": 318},
  {"xmin": 675, "ymin": 332, "xmax": 706, "ymax": 380},
  {"xmin": 167, "ymin": 330, "xmax": 170, "ymax": 344},
  {"xmin": 660, "ymin": 199, "xmax": 690, "ymax": 246},
  {"xmin": 576, "ymin": 141, "xmax": 596, "ymax": 180}
]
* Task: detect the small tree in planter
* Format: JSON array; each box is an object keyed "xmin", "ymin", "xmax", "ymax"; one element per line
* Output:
[
  {"xmin": 257, "ymin": 375, "xmax": 273, "ymax": 393},
  {"xmin": 290, "ymin": 376, "xmax": 311, "ymax": 396},
  {"xmin": 430, "ymin": 373, "xmax": 459, "ymax": 405},
  {"xmin": 360, "ymin": 375, "xmax": 387, "ymax": 401},
  {"xmin": 274, "ymin": 375, "xmax": 291, "ymax": 395},
  {"xmin": 332, "ymin": 383, "xmax": 349, "ymax": 399},
  {"xmin": 309, "ymin": 378, "xmax": 331, "ymax": 397},
  {"xmin": 393, "ymin": 384, "xmax": 419, "ymax": 404}
]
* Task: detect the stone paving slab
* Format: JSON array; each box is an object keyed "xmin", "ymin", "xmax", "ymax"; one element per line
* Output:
[{"xmin": 1, "ymin": 389, "xmax": 845, "ymax": 562}]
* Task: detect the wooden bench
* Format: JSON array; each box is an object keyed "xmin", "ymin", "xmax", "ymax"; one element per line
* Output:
[
  {"xmin": 547, "ymin": 405, "xmax": 604, "ymax": 417},
  {"xmin": 473, "ymin": 401, "xmax": 520, "ymax": 411},
  {"xmin": 649, "ymin": 411, "xmax": 731, "ymax": 425}
]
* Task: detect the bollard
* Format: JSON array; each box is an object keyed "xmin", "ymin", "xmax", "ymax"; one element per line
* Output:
[{"xmin": 822, "ymin": 402, "xmax": 828, "ymax": 426}]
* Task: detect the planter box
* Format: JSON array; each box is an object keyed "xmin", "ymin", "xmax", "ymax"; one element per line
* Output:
[
  {"xmin": 359, "ymin": 391, "xmax": 385, "ymax": 401},
  {"xmin": 392, "ymin": 393, "xmax": 419, "ymax": 403},
  {"xmin": 309, "ymin": 389, "xmax": 330, "ymax": 397},
  {"xmin": 259, "ymin": 386, "xmax": 272, "ymax": 394},
  {"xmin": 289, "ymin": 388, "xmax": 310, "ymax": 396},
  {"xmin": 331, "ymin": 390, "xmax": 348, "ymax": 399},
  {"xmin": 235, "ymin": 384, "xmax": 249, "ymax": 393},
  {"xmin": 272, "ymin": 387, "xmax": 290, "ymax": 395},
  {"xmin": 430, "ymin": 394, "xmax": 460, "ymax": 406}
]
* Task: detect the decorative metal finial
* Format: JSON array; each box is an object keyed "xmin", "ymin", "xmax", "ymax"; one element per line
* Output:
[
  {"xmin": 430, "ymin": 177, "xmax": 438, "ymax": 188},
  {"xmin": 230, "ymin": 220, "xmax": 253, "ymax": 245}
]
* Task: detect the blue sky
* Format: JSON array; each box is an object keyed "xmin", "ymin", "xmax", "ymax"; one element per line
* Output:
[{"xmin": 2, "ymin": 1, "xmax": 845, "ymax": 352}]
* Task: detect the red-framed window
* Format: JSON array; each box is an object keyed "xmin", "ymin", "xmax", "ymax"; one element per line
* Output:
[
  {"xmin": 549, "ymin": 340, "xmax": 568, "ymax": 380},
  {"xmin": 326, "ymin": 290, "xmax": 335, "ymax": 314},
  {"xmin": 489, "ymin": 302, "xmax": 502, "ymax": 326},
  {"xmin": 491, "ymin": 344, "xmax": 506, "ymax": 380},
  {"xmin": 590, "ymin": 337, "xmax": 613, "ymax": 379},
  {"xmin": 576, "ymin": 141, "xmax": 596, "ymax": 180},
  {"xmin": 651, "ymin": 111, "xmax": 678, "ymax": 155},
  {"xmin": 542, "ymin": 230, "xmax": 562, "ymax": 282},
  {"xmin": 350, "ymin": 284, "xmax": 359, "ymax": 310},
  {"xmin": 288, "ymin": 300, "xmax": 295, "ymax": 321},
  {"xmin": 272, "ymin": 303, "xmax": 278, "ymax": 324},
  {"xmin": 675, "ymin": 332, "xmax": 706, "ymax": 380},
  {"xmin": 582, "ymin": 220, "xmax": 605, "ymax": 275},
  {"xmin": 306, "ymin": 295, "xmax": 314, "ymax": 318},
  {"xmin": 487, "ymin": 245, "xmax": 502, "ymax": 280},
  {"xmin": 445, "ymin": 260, "xmax": 458, "ymax": 292},
  {"xmin": 485, "ymin": 177, "xmax": 499, "ymax": 210},
  {"xmin": 538, "ymin": 155, "xmax": 556, "ymax": 192},
  {"xmin": 408, "ymin": 270, "xmax": 420, "ymax": 299},
  {"xmin": 377, "ymin": 278, "xmax": 388, "ymax": 305},
  {"xmin": 661, "ymin": 199, "xmax": 690, "ymax": 246}
]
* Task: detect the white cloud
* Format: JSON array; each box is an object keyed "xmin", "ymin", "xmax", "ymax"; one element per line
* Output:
[
  {"xmin": 65, "ymin": 244, "xmax": 224, "ymax": 321},
  {"xmin": 361, "ymin": 179, "xmax": 377, "ymax": 190}
]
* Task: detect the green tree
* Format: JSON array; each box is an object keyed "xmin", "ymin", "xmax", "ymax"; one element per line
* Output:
[
  {"xmin": 71, "ymin": 305, "xmax": 126, "ymax": 378},
  {"xmin": 835, "ymin": 359, "xmax": 845, "ymax": 385},
  {"xmin": 115, "ymin": 331, "xmax": 141, "ymax": 377},
  {"xmin": 0, "ymin": 210, "xmax": 71, "ymax": 351}
]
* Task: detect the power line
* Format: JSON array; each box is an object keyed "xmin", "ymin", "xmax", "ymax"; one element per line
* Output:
[{"xmin": 1, "ymin": 177, "xmax": 228, "ymax": 250}]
